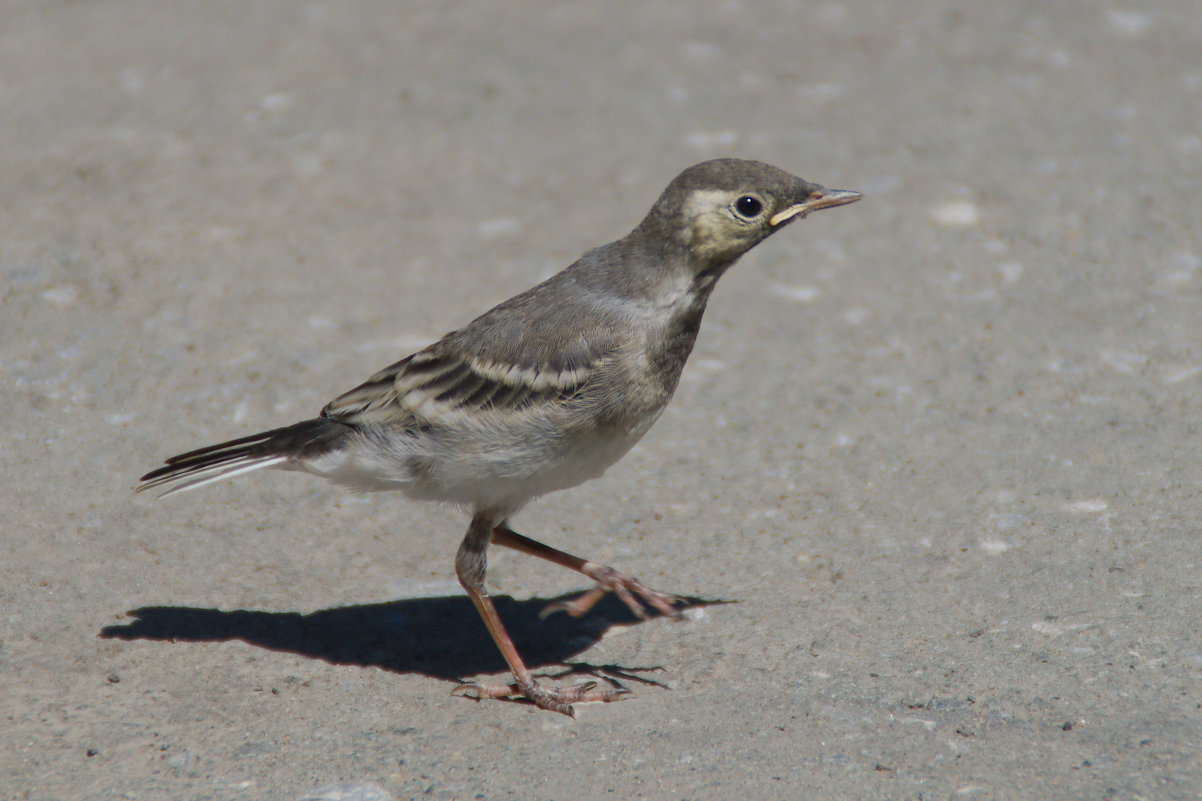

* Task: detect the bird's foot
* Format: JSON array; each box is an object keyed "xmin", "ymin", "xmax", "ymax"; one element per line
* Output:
[
  {"xmin": 453, "ymin": 675, "xmax": 631, "ymax": 717},
  {"xmin": 542, "ymin": 563, "xmax": 683, "ymax": 620}
]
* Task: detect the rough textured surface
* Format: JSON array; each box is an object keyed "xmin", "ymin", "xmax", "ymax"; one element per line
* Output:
[{"xmin": 2, "ymin": 2, "xmax": 1199, "ymax": 799}]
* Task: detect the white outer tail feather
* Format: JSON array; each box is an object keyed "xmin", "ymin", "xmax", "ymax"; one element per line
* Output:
[{"xmin": 144, "ymin": 455, "xmax": 289, "ymax": 498}]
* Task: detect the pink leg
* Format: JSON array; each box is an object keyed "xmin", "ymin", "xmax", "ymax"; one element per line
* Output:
[
  {"xmin": 490, "ymin": 525, "xmax": 682, "ymax": 620},
  {"xmin": 452, "ymin": 514, "xmax": 633, "ymax": 716}
]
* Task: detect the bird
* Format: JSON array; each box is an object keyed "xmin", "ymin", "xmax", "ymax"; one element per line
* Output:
[{"xmin": 139, "ymin": 158, "xmax": 862, "ymax": 716}]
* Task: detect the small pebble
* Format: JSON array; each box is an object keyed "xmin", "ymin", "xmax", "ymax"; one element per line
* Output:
[
  {"xmin": 928, "ymin": 200, "xmax": 980, "ymax": 227},
  {"xmin": 297, "ymin": 781, "xmax": 395, "ymax": 801}
]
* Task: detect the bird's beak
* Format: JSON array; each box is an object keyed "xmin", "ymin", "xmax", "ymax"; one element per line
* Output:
[{"xmin": 769, "ymin": 188, "xmax": 863, "ymax": 227}]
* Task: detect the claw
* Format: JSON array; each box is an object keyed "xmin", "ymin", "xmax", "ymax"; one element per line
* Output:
[
  {"xmin": 540, "ymin": 586, "xmax": 609, "ymax": 619},
  {"xmin": 542, "ymin": 564, "xmax": 683, "ymax": 620},
  {"xmin": 453, "ymin": 675, "xmax": 630, "ymax": 716}
]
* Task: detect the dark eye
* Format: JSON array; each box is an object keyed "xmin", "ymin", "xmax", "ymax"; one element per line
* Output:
[{"xmin": 734, "ymin": 195, "xmax": 763, "ymax": 218}]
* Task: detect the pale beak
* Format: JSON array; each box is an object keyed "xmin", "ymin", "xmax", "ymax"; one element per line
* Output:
[{"xmin": 769, "ymin": 188, "xmax": 863, "ymax": 227}]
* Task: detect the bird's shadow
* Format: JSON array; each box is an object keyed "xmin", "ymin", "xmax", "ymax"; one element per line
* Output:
[{"xmin": 100, "ymin": 591, "xmax": 717, "ymax": 685}]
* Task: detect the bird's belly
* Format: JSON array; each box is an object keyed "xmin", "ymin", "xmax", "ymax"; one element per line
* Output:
[
  {"xmin": 415, "ymin": 415, "xmax": 657, "ymax": 512},
  {"xmin": 309, "ymin": 408, "xmax": 663, "ymax": 515}
]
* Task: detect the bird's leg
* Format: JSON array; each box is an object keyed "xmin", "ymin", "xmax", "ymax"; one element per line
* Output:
[
  {"xmin": 453, "ymin": 512, "xmax": 629, "ymax": 716},
  {"xmin": 490, "ymin": 524, "xmax": 682, "ymax": 620}
]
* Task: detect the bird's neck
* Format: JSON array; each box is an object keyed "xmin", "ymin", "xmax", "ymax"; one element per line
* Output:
[{"xmin": 566, "ymin": 237, "xmax": 697, "ymax": 309}]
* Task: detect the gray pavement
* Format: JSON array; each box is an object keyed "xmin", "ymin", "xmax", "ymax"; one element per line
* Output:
[{"xmin": 2, "ymin": 2, "xmax": 1200, "ymax": 799}]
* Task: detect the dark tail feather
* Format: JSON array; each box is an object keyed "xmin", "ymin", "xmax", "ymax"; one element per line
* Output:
[{"xmin": 138, "ymin": 417, "xmax": 346, "ymax": 497}]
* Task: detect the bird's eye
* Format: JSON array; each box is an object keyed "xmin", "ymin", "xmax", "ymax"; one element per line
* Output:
[{"xmin": 734, "ymin": 195, "xmax": 763, "ymax": 218}]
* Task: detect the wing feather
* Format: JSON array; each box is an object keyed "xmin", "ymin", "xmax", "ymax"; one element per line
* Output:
[
  {"xmin": 321, "ymin": 266, "xmax": 632, "ymax": 426},
  {"xmin": 321, "ymin": 345, "xmax": 603, "ymax": 426}
]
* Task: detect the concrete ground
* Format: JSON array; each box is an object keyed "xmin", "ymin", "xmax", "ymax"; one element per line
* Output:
[{"xmin": 2, "ymin": 2, "xmax": 1200, "ymax": 799}]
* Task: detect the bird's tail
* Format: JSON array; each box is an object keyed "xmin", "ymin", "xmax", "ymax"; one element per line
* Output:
[{"xmin": 138, "ymin": 417, "xmax": 347, "ymax": 497}]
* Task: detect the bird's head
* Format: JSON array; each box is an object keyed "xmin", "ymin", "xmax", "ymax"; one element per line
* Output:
[{"xmin": 639, "ymin": 158, "xmax": 861, "ymax": 279}]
